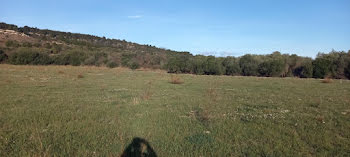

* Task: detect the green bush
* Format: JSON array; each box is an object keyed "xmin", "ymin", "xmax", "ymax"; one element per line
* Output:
[
  {"xmin": 84, "ymin": 52, "xmax": 108, "ymax": 66},
  {"xmin": 121, "ymin": 54, "xmax": 135, "ymax": 67},
  {"xmin": 52, "ymin": 51, "xmax": 86, "ymax": 66},
  {"xmin": 0, "ymin": 50, "xmax": 8, "ymax": 63},
  {"xmin": 22, "ymin": 42, "xmax": 32, "ymax": 47},
  {"xmin": 9, "ymin": 50, "xmax": 51, "ymax": 65},
  {"xmin": 129, "ymin": 61, "xmax": 140, "ymax": 70},
  {"xmin": 51, "ymin": 54, "xmax": 70, "ymax": 65},
  {"xmin": 66, "ymin": 51, "xmax": 86, "ymax": 66},
  {"xmin": 5, "ymin": 40, "xmax": 20, "ymax": 48},
  {"xmin": 106, "ymin": 61, "xmax": 119, "ymax": 68}
]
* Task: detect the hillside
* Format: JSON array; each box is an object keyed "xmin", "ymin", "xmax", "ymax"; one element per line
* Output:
[
  {"xmin": 0, "ymin": 22, "xmax": 350, "ymax": 79},
  {"xmin": 0, "ymin": 22, "xmax": 181, "ymax": 69}
]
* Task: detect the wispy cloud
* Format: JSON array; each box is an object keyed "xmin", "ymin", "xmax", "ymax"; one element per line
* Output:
[{"xmin": 127, "ymin": 15, "xmax": 143, "ymax": 19}]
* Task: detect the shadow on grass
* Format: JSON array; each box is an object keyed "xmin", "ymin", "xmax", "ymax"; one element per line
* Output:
[{"xmin": 121, "ymin": 137, "xmax": 157, "ymax": 157}]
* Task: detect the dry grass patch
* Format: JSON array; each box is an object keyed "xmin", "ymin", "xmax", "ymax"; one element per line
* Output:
[
  {"xmin": 141, "ymin": 81, "xmax": 153, "ymax": 100},
  {"xmin": 169, "ymin": 75, "xmax": 184, "ymax": 84},
  {"xmin": 206, "ymin": 87, "xmax": 221, "ymax": 103}
]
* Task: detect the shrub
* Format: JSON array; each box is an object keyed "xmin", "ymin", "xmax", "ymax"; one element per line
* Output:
[
  {"xmin": 68, "ymin": 52, "xmax": 85, "ymax": 66},
  {"xmin": 169, "ymin": 75, "xmax": 184, "ymax": 84},
  {"xmin": 121, "ymin": 54, "xmax": 135, "ymax": 67},
  {"xmin": 83, "ymin": 52, "xmax": 108, "ymax": 66},
  {"xmin": 9, "ymin": 49, "xmax": 51, "ymax": 65},
  {"xmin": 51, "ymin": 54, "xmax": 69, "ymax": 65},
  {"xmin": 77, "ymin": 74, "xmax": 84, "ymax": 78},
  {"xmin": 5, "ymin": 40, "xmax": 20, "ymax": 48},
  {"xmin": 0, "ymin": 50, "xmax": 8, "ymax": 63},
  {"xmin": 22, "ymin": 42, "xmax": 32, "ymax": 47},
  {"xmin": 52, "ymin": 51, "xmax": 86, "ymax": 66},
  {"xmin": 129, "ymin": 61, "xmax": 140, "ymax": 70},
  {"xmin": 106, "ymin": 61, "xmax": 119, "ymax": 68},
  {"xmin": 321, "ymin": 77, "xmax": 333, "ymax": 83}
]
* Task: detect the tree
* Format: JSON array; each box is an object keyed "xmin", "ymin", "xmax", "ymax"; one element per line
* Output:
[
  {"xmin": 294, "ymin": 58, "xmax": 313, "ymax": 78},
  {"xmin": 313, "ymin": 53, "xmax": 332, "ymax": 78},
  {"xmin": 222, "ymin": 57, "xmax": 241, "ymax": 75},
  {"xmin": 166, "ymin": 52, "xmax": 192, "ymax": 73},
  {"xmin": 239, "ymin": 54, "xmax": 259, "ymax": 76},
  {"xmin": 204, "ymin": 56, "xmax": 223, "ymax": 75},
  {"xmin": 344, "ymin": 51, "xmax": 350, "ymax": 79},
  {"xmin": 345, "ymin": 61, "xmax": 350, "ymax": 79},
  {"xmin": 258, "ymin": 59, "xmax": 284, "ymax": 77},
  {"xmin": 190, "ymin": 55, "xmax": 206, "ymax": 75}
]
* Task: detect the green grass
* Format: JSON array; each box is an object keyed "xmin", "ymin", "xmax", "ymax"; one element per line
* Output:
[{"xmin": 0, "ymin": 64, "xmax": 349, "ymax": 156}]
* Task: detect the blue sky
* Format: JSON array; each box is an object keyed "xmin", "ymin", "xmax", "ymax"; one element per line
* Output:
[{"xmin": 1, "ymin": 0, "xmax": 349, "ymax": 57}]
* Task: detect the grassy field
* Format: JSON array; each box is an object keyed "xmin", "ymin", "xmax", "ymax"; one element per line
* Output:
[{"xmin": 0, "ymin": 64, "xmax": 349, "ymax": 156}]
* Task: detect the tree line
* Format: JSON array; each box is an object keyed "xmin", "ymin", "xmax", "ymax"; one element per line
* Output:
[{"xmin": 165, "ymin": 50, "xmax": 350, "ymax": 79}]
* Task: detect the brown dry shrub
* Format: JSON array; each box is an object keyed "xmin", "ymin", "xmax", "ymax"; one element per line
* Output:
[
  {"xmin": 77, "ymin": 74, "xmax": 84, "ymax": 78},
  {"xmin": 169, "ymin": 75, "xmax": 184, "ymax": 84},
  {"xmin": 321, "ymin": 77, "xmax": 333, "ymax": 83},
  {"xmin": 316, "ymin": 115, "xmax": 325, "ymax": 123},
  {"xmin": 58, "ymin": 71, "xmax": 64, "ymax": 74}
]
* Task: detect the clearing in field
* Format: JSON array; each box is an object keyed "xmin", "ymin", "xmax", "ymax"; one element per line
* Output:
[{"xmin": 0, "ymin": 64, "xmax": 349, "ymax": 156}]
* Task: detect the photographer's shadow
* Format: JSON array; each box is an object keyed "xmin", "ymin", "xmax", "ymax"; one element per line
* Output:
[{"xmin": 121, "ymin": 137, "xmax": 157, "ymax": 157}]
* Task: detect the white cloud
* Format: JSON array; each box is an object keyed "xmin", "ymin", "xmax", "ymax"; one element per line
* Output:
[{"xmin": 127, "ymin": 15, "xmax": 143, "ymax": 19}]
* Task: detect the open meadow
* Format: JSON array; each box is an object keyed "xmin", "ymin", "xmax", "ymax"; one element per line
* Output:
[{"xmin": 0, "ymin": 64, "xmax": 349, "ymax": 156}]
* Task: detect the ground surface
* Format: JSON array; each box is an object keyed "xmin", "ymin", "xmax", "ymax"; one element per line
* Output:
[{"xmin": 0, "ymin": 64, "xmax": 349, "ymax": 156}]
